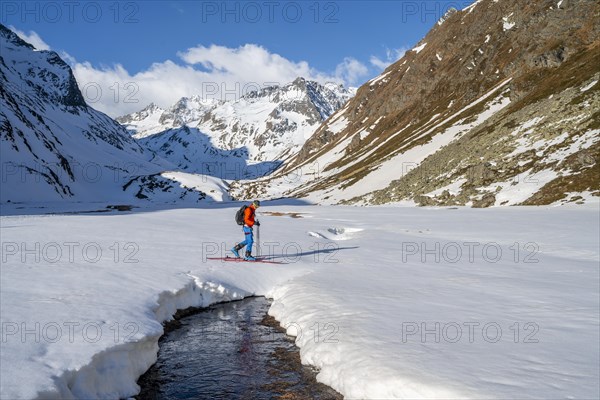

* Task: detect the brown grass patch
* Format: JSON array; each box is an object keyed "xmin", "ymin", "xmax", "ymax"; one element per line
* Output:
[{"xmin": 261, "ymin": 211, "xmax": 305, "ymax": 218}]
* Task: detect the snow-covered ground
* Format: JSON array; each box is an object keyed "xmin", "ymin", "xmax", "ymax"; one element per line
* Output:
[{"xmin": 1, "ymin": 204, "xmax": 599, "ymax": 399}]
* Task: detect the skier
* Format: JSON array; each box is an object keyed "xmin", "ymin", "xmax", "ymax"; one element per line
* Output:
[{"xmin": 231, "ymin": 200, "xmax": 261, "ymax": 260}]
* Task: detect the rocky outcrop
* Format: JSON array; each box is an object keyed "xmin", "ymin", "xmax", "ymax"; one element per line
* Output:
[{"xmin": 239, "ymin": 0, "xmax": 599, "ymax": 206}]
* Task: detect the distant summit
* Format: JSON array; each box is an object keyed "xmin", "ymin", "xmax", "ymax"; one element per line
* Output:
[{"xmin": 117, "ymin": 78, "xmax": 353, "ymax": 171}]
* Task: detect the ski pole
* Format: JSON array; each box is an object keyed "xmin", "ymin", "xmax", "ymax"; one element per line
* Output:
[{"xmin": 256, "ymin": 222, "xmax": 261, "ymax": 257}]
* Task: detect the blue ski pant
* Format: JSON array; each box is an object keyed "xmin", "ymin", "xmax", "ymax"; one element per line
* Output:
[{"xmin": 238, "ymin": 226, "xmax": 253, "ymax": 252}]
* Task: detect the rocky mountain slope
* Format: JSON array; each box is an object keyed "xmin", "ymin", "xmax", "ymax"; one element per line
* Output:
[
  {"xmin": 0, "ymin": 24, "xmax": 227, "ymax": 205},
  {"xmin": 237, "ymin": 0, "xmax": 599, "ymax": 207},
  {"xmin": 117, "ymin": 79, "xmax": 353, "ymax": 179}
]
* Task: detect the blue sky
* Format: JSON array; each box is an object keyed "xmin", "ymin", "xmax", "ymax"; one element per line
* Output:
[{"xmin": 3, "ymin": 0, "xmax": 477, "ymax": 116}]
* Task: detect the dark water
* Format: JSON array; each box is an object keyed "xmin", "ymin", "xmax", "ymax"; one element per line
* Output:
[{"xmin": 137, "ymin": 297, "xmax": 342, "ymax": 400}]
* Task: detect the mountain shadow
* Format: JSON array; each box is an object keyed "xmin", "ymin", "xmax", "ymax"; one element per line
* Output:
[{"xmin": 139, "ymin": 126, "xmax": 282, "ymax": 180}]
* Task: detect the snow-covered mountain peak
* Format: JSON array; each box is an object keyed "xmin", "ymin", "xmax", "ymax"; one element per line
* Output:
[
  {"xmin": 1, "ymin": 24, "xmax": 86, "ymax": 108},
  {"xmin": 117, "ymin": 102, "xmax": 164, "ymax": 124},
  {"xmin": 157, "ymin": 96, "xmax": 221, "ymax": 127},
  {"xmin": 1, "ymin": 24, "xmax": 227, "ymax": 205},
  {"xmin": 119, "ymin": 78, "xmax": 353, "ymax": 170},
  {"xmin": 0, "ymin": 24, "xmax": 34, "ymax": 50}
]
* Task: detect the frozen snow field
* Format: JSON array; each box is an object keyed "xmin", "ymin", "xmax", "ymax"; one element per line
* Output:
[{"xmin": 1, "ymin": 204, "xmax": 598, "ymax": 399}]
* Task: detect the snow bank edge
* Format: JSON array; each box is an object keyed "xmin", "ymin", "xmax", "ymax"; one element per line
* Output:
[{"xmin": 32, "ymin": 277, "xmax": 253, "ymax": 400}]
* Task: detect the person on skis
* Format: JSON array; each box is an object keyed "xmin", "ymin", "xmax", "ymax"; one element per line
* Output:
[{"xmin": 232, "ymin": 200, "xmax": 260, "ymax": 260}]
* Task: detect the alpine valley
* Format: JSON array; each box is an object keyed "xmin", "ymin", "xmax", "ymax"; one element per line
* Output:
[
  {"xmin": 1, "ymin": 2, "xmax": 599, "ymax": 400},
  {"xmin": 2, "ymin": 0, "xmax": 599, "ymax": 208}
]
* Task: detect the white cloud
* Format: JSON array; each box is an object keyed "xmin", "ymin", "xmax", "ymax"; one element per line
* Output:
[
  {"xmin": 370, "ymin": 48, "xmax": 408, "ymax": 70},
  {"xmin": 72, "ymin": 60, "xmax": 210, "ymax": 117},
  {"xmin": 9, "ymin": 26, "xmax": 50, "ymax": 51},
  {"xmin": 334, "ymin": 57, "xmax": 369, "ymax": 87},
  {"xmin": 178, "ymin": 44, "xmax": 333, "ymax": 87},
  {"xmin": 72, "ymin": 44, "xmax": 369, "ymax": 117},
  {"xmin": 370, "ymin": 56, "xmax": 390, "ymax": 70},
  {"xmin": 7, "ymin": 27, "xmax": 374, "ymax": 117},
  {"xmin": 69, "ymin": 43, "xmax": 355, "ymax": 117},
  {"xmin": 58, "ymin": 51, "xmax": 77, "ymax": 65}
]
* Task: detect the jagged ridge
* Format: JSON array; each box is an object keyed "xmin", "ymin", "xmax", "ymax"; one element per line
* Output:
[{"xmin": 117, "ymin": 78, "xmax": 353, "ymax": 177}]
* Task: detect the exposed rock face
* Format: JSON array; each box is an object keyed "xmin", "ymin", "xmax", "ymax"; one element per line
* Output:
[
  {"xmin": 116, "ymin": 103, "xmax": 163, "ymax": 125},
  {"xmin": 473, "ymin": 193, "xmax": 496, "ymax": 208},
  {"xmin": 0, "ymin": 24, "xmax": 212, "ymax": 204},
  {"xmin": 0, "ymin": 25, "xmax": 86, "ymax": 109},
  {"xmin": 238, "ymin": 0, "xmax": 599, "ymax": 206}
]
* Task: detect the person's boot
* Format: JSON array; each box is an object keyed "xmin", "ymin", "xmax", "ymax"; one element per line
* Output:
[
  {"xmin": 244, "ymin": 250, "xmax": 256, "ymax": 261},
  {"xmin": 231, "ymin": 244, "xmax": 243, "ymax": 258}
]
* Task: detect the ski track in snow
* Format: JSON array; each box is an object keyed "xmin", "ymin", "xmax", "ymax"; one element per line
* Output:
[{"xmin": 1, "ymin": 204, "xmax": 599, "ymax": 399}]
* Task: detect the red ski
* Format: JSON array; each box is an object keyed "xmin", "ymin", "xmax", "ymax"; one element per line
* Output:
[{"xmin": 206, "ymin": 256, "xmax": 287, "ymax": 265}]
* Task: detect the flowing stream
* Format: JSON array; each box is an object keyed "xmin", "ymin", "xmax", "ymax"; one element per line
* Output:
[{"xmin": 137, "ymin": 297, "xmax": 342, "ymax": 399}]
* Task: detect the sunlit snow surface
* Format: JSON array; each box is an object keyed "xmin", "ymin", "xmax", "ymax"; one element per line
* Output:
[{"xmin": 1, "ymin": 204, "xmax": 598, "ymax": 399}]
